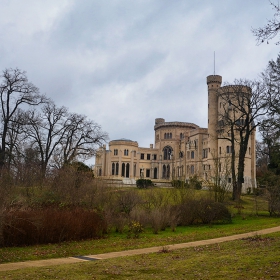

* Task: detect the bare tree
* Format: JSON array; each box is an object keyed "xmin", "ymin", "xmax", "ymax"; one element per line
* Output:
[
  {"xmin": 26, "ymin": 101, "xmax": 108, "ymax": 176},
  {"xmin": 217, "ymin": 80, "xmax": 269, "ymax": 201},
  {"xmin": 25, "ymin": 101, "xmax": 69, "ymax": 176},
  {"xmin": 0, "ymin": 68, "xmax": 46, "ymax": 170},
  {"xmin": 259, "ymin": 55, "xmax": 280, "ymax": 173},
  {"xmin": 252, "ymin": 1, "xmax": 280, "ymax": 45},
  {"xmin": 54, "ymin": 113, "xmax": 108, "ymax": 167},
  {"xmin": 208, "ymin": 152, "xmax": 231, "ymax": 203}
]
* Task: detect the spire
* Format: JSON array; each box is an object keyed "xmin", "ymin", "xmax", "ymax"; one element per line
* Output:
[{"xmin": 214, "ymin": 51, "xmax": 215, "ymax": 75}]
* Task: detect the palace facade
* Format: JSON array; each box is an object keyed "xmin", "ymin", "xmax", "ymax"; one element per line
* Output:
[{"xmin": 94, "ymin": 74, "xmax": 256, "ymax": 191}]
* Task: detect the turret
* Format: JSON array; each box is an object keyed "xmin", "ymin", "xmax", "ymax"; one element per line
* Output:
[{"xmin": 207, "ymin": 75, "xmax": 222, "ymax": 158}]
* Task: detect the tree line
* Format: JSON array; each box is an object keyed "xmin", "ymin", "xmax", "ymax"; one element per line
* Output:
[{"xmin": 0, "ymin": 68, "xmax": 108, "ymax": 181}]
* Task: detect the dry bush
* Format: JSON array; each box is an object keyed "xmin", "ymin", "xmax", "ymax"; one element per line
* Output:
[
  {"xmin": 178, "ymin": 199, "xmax": 199, "ymax": 225},
  {"xmin": 196, "ymin": 199, "xmax": 232, "ymax": 224},
  {"xmin": 111, "ymin": 212, "xmax": 128, "ymax": 233},
  {"xmin": 177, "ymin": 198, "xmax": 231, "ymax": 225},
  {"xmin": 114, "ymin": 189, "xmax": 142, "ymax": 215},
  {"xmin": 149, "ymin": 208, "xmax": 169, "ymax": 234},
  {"xmin": 2, "ymin": 208, "xmax": 106, "ymax": 247},
  {"xmin": 130, "ymin": 208, "xmax": 150, "ymax": 228}
]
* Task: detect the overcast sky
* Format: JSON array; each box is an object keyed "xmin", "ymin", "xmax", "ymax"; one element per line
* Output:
[{"xmin": 0, "ymin": 0, "xmax": 279, "ymax": 163}]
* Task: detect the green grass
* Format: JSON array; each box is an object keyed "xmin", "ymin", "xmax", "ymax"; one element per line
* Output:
[{"xmin": 1, "ymin": 232, "xmax": 280, "ymax": 279}]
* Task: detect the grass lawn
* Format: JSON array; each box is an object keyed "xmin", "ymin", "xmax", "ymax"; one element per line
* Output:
[{"xmin": 1, "ymin": 232, "xmax": 280, "ymax": 279}]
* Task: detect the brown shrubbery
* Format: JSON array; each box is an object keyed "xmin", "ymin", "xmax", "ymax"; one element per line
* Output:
[
  {"xmin": 0, "ymin": 165, "xmax": 232, "ymax": 246},
  {"xmin": 2, "ymin": 208, "xmax": 106, "ymax": 247}
]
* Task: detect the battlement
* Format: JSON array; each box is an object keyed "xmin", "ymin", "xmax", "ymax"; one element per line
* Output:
[
  {"xmin": 207, "ymin": 75, "xmax": 222, "ymax": 85},
  {"xmin": 219, "ymin": 85, "xmax": 251, "ymax": 95}
]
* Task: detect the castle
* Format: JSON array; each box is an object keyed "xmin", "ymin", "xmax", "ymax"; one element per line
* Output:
[{"xmin": 94, "ymin": 75, "xmax": 256, "ymax": 191}]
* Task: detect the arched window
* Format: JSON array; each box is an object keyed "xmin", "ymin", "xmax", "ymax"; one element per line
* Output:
[
  {"xmin": 226, "ymin": 146, "xmax": 232, "ymax": 153},
  {"xmin": 116, "ymin": 163, "xmax": 119, "ymax": 175},
  {"xmin": 163, "ymin": 146, "xmax": 173, "ymax": 160},
  {"xmin": 170, "ymin": 133, "xmax": 172, "ymax": 139},
  {"xmin": 99, "ymin": 168, "xmax": 102, "ymax": 176},
  {"xmin": 112, "ymin": 163, "xmax": 115, "ymax": 175},
  {"xmin": 121, "ymin": 163, "xmax": 125, "ymax": 176},
  {"xmin": 167, "ymin": 164, "xmax": 170, "ymax": 179},
  {"xmin": 164, "ymin": 133, "xmax": 167, "ymax": 139},
  {"xmin": 191, "ymin": 151, "xmax": 195, "ymax": 159},
  {"xmin": 124, "ymin": 149, "xmax": 129, "ymax": 156},
  {"xmin": 126, "ymin": 163, "xmax": 130, "ymax": 178},
  {"xmin": 134, "ymin": 164, "xmax": 136, "ymax": 177}
]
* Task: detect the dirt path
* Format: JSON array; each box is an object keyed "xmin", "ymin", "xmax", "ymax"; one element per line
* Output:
[{"xmin": 1, "ymin": 225, "xmax": 280, "ymax": 272}]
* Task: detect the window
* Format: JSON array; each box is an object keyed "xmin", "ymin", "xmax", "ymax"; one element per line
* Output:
[
  {"xmin": 218, "ymin": 120, "xmax": 224, "ymax": 127},
  {"xmin": 163, "ymin": 146, "xmax": 173, "ymax": 160},
  {"xmin": 164, "ymin": 132, "xmax": 172, "ymax": 139},
  {"xmin": 147, "ymin": 154, "xmax": 151, "ymax": 160},
  {"xmin": 124, "ymin": 149, "xmax": 129, "ymax": 156},
  {"xmin": 249, "ymin": 147, "xmax": 251, "ymax": 155},
  {"xmin": 179, "ymin": 151, "xmax": 184, "ymax": 158},
  {"xmin": 153, "ymin": 154, "xmax": 157, "ymax": 160},
  {"xmin": 116, "ymin": 163, "xmax": 119, "ymax": 175},
  {"xmin": 191, "ymin": 151, "xmax": 195, "ymax": 159},
  {"xmin": 122, "ymin": 163, "xmax": 125, "ymax": 176},
  {"xmin": 219, "ymin": 147, "xmax": 221, "ymax": 154},
  {"xmin": 140, "ymin": 153, "xmax": 144, "ymax": 159},
  {"xmin": 203, "ymin": 149, "xmax": 208, "ymax": 158},
  {"xmin": 219, "ymin": 163, "xmax": 221, "ymax": 172},
  {"xmin": 228, "ymin": 177, "xmax": 232, "ymax": 183},
  {"xmin": 114, "ymin": 149, "xmax": 118, "ymax": 156},
  {"xmin": 112, "ymin": 163, "xmax": 115, "ymax": 175},
  {"xmin": 180, "ymin": 133, "xmax": 184, "ymax": 139},
  {"xmin": 146, "ymin": 169, "xmax": 150, "ymax": 178},
  {"xmin": 126, "ymin": 163, "xmax": 130, "ymax": 178},
  {"xmin": 226, "ymin": 146, "xmax": 232, "ymax": 154},
  {"xmin": 134, "ymin": 164, "xmax": 136, "ymax": 177},
  {"xmin": 191, "ymin": 165, "xmax": 194, "ymax": 174},
  {"xmin": 162, "ymin": 164, "xmax": 170, "ymax": 179},
  {"xmin": 187, "ymin": 151, "xmax": 190, "ymax": 159}
]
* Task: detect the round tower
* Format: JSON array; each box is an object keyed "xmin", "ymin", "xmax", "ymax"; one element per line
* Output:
[{"xmin": 207, "ymin": 75, "xmax": 222, "ymax": 158}]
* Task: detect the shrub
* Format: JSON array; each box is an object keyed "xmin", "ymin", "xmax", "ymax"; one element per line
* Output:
[
  {"xmin": 127, "ymin": 221, "xmax": 143, "ymax": 238},
  {"xmin": 196, "ymin": 199, "xmax": 232, "ymax": 224},
  {"xmin": 177, "ymin": 198, "xmax": 231, "ymax": 226},
  {"xmin": 189, "ymin": 175, "xmax": 202, "ymax": 190},
  {"xmin": 1, "ymin": 207, "xmax": 107, "ymax": 247},
  {"xmin": 171, "ymin": 180, "xmax": 188, "ymax": 188},
  {"xmin": 136, "ymin": 179, "xmax": 153, "ymax": 189}
]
